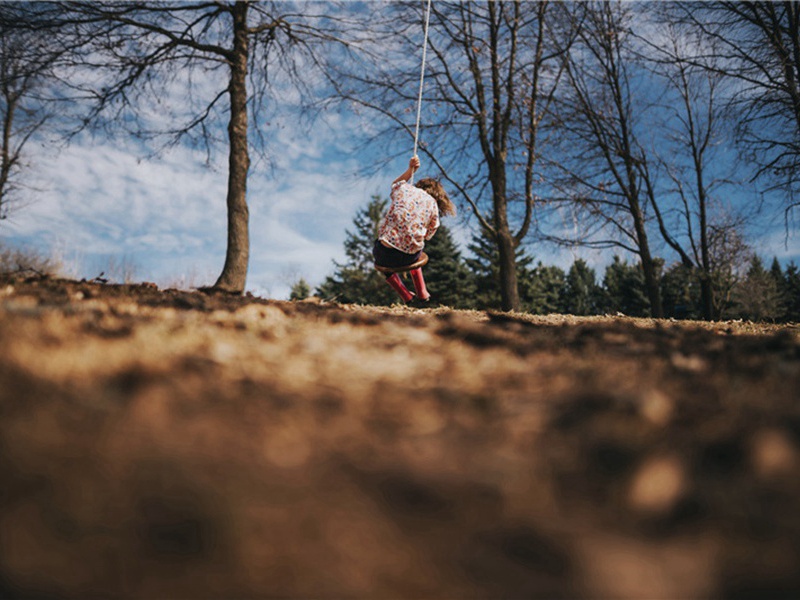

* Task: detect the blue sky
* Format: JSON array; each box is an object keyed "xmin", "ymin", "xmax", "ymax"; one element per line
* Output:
[{"xmin": 2, "ymin": 2, "xmax": 799, "ymax": 300}]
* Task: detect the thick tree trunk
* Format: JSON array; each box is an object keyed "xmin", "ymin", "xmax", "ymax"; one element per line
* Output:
[
  {"xmin": 497, "ymin": 229, "xmax": 520, "ymax": 312},
  {"xmin": 490, "ymin": 162, "xmax": 520, "ymax": 312},
  {"xmin": 0, "ymin": 92, "xmax": 18, "ymax": 217},
  {"xmin": 700, "ymin": 276, "xmax": 714, "ymax": 320},
  {"xmin": 640, "ymin": 251, "xmax": 663, "ymax": 319},
  {"xmin": 629, "ymin": 196, "xmax": 663, "ymax": 318},
  {"xmin": 214, "ymin": 2, "xmax": 250, "ymax": 293},
  {"xmin": 493, "ymin": 184, "xmax": 520, "ymax": 311}
]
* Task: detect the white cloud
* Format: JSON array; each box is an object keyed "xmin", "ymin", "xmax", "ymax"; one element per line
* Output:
[{"xmin": 3, "ymin": 113, "xmax": 390, "ymax": 299}]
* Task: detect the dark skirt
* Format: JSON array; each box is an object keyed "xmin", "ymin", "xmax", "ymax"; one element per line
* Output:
[{"xmin": 373, "ymin": 239, "xmax": 422, "ymax": 269}]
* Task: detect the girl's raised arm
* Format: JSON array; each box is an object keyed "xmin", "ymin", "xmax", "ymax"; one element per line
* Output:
[{"xmin": 393, "ymin": 156, "xmax": 420, "ymax": 185}]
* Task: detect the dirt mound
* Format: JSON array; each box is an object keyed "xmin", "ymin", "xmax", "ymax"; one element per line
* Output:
[{"xmin": 2, "ymin": 274, "xmax": 800, "ymax": 599}]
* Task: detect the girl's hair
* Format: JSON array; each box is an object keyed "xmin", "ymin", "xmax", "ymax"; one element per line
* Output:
[{"xmin": 416, "ymin": 178, "xmax": 456, "ymax": 216}]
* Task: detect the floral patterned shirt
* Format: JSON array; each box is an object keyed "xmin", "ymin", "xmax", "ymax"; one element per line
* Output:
[{"xmin": 378, "ymin": 180, "xmax": 440, "ymax": 254}]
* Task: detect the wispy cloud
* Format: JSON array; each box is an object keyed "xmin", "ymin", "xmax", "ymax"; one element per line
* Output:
[{"xmin": 3, "ymin": 110, "xmax": 389, "ymax": 298}]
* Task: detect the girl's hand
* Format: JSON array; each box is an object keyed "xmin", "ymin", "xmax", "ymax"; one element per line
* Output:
[{"xmin": 393, "ymin": 155, "xmax": 421, "ymax": 185}]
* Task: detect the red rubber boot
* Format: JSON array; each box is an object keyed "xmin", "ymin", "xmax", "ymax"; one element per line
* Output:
[
  {"xmin": 385, "ymin": 273, "xmax": 415, "ymax": 303},
  {"xmin": 409, "ymin": 268, "xmax": 431, "ymax": 301}
]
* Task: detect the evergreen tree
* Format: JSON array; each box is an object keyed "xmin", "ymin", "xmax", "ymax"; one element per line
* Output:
[
  {"xmin": 528, "ymin": 263, "xmax": 567, "ymax": 315},
  {"xmin": 345, "ymin": 196, "xmax": 388, "ymax": 271},
  {"xmin": 516, "ymin": 260, "xmax": 540, "ymax": 313},
  {"xmin": 784, "ymin": 262, "xmax": 800, "ymax": 322},
  {"xmin": 316, "ymin": 196, "xmax": 396, "ymax": 305},
  {"xmin": 564, "ymin": 259, "xmax": 601, "ymax": 316},
  {"xmin": 465, "ymin": 232, "xmax": 503, "ymax": 310},
  {"xmin": 661, "ymin": 263, "xmax": 702, "ymax": 320},
  {"xmin": 769, "ymin": 257, "xmax": 789, "ymax": 321},
  {"xmin": 732, "ymin": 254, "xmax": 783, "ymax": 321},
  {"xmin": 289, "ymin": 278, "xmax": 311, "ymax": 301},
  {"xmin": 465, "ymin": 231, "xmax": 536, "ymax": 311},
  {"xmin": 602, "ymin": 256, "xmax": 650, "ymax": 317},
  {"xmin": 423, "ymin": 225, "xmax": 476, "ymax": 308}
]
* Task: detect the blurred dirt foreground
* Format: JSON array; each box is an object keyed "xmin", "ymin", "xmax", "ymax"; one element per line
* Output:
[{"xmin": 2, "ymin": 274, "xmax": 800, "ymax": 599}]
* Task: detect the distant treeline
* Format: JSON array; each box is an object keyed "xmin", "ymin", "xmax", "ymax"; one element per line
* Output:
[{"xmin": 306, "ymin": 198, "xmax": 799, "ymax": 323}]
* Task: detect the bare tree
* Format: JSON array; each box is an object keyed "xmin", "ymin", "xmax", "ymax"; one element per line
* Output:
[
  {"xmin": 336, "ymin": 0, "xmax": 573, "ymax": 311},
  {"xmin": 635, "ymin": 15, "xmax": 747, "ymax": 321},
  {"xmin": 553, "ymin": 1, "xmax": 664, "ymax": 317},
  {"xmin": 707, "ymin": 215, "xmax": 752, "ymax": 319},
  {"xmin": 25, "ymin": 1, "xmax": 350, "ymax": 293},
  {"xmin": 0, "ymin": 5, "xmax": 58, "ymax": 221},
  {"xmin": 676, "ymin": 2, "xmax": 800, "ymax": 221}
]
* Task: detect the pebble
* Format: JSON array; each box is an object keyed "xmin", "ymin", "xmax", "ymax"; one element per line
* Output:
[
  {"xmin": 670, "ymin": 352, "xmax": 708, "ymax": 373},
  {"xmin": 639, "ymin": 389, "xmax": 674, "ymax": 427},
  {"xmin": 751, "ymin": 428, "xmax": 798, "ymax": 478},
  {"xmin": 628, "ymin": 454, "xmax": 686, "ymax": 514}
]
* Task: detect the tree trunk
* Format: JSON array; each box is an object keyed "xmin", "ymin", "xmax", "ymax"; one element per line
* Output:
[
  {"xmin": 700, "ymin": 276, "xmax": 714, "ymax": 321},
  {"xmin": 214, "ymin": 1, "xmax": 250, "ymax": 293},
  {"xmin": 497, "ymin": 228, "xmax": 520, "ymax": 312},
  {"xmin": 629, "ymin": 199, "xmax": 664, "ymax": 318},
  {"xmin": 640, "ymin": 251, "xmax": 663, "ymax": 318},
  {"xmin": 494, "ymin": 189, "xmax": 520, "ymax": 312},
  {"xmin": 698, "ymin": 181, "xmax": 714, "ymax": 320},
  {"xmin": 0, "ymin": 89, "xmax": 19, "ymax": 217},
  {"xmin": 491, "ymin": 161, "xmax": 520, "ymax": 311}
]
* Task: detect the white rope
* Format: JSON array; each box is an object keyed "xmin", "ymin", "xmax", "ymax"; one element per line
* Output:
[{"xmin": 411, "ymin": 0, "xmax": 433, "ymax": 182}]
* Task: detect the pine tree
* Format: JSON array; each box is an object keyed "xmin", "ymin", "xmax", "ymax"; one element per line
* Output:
[
  {"xmin": 315, "ymin": 196, "xmax": 396, "ymax": 305},
  {"xmin": 465, "ymin": 232, "xmax": 503, "ymax": 310},
  {"xmin": 784, "ymin": 262, "xmax": 800, "ymax": 322},
  {"xmin": 528, "ymin": 263, "xmax": 567, "ymax": 315},
  {"xmin": 661, "ymin": 263, "xmax": 702, "ymax": 320},
  {"xmin": 289, "ymin": 278, "xmax": 310, "ymax": 301},
  {"xmin": 564, "ymin": 259, "xmax": 601, "ymax": 316},
  {"xmin": 423, "ymin": 225, "xmax": 476, "ymax": 308},
  {"xmin": 516, "ymin": 260, "xmax": 540, "ymax": 313},
  {"xmin": 769, "ymin": 257, "xmax": 789, "ymax": 321},
  {"xmin": 466, "ymin": 231, "xmax": 536, "ymax": 311},
  {"xmin": 602, "ymin": 256, "xmax": 650, "ymax": 317},
  {"xmin": 733, "ymin": 255, "xmax": 783, "ymax": 321}
]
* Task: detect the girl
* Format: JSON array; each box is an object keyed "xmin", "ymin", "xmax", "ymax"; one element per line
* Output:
[{"xmin": 373, "ymin": 156, "xmax": 456, "ymax": 302}]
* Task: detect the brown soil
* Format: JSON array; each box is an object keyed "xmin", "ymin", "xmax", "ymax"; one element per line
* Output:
[{"xmin": 2, "ymin": 273, "xmax": 800, "ymax": 599}]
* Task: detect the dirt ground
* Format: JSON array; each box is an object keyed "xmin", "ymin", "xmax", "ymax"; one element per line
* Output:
[{"xmin": 1, "ymin": 273, "xmax": 799, "ymax": 599}]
